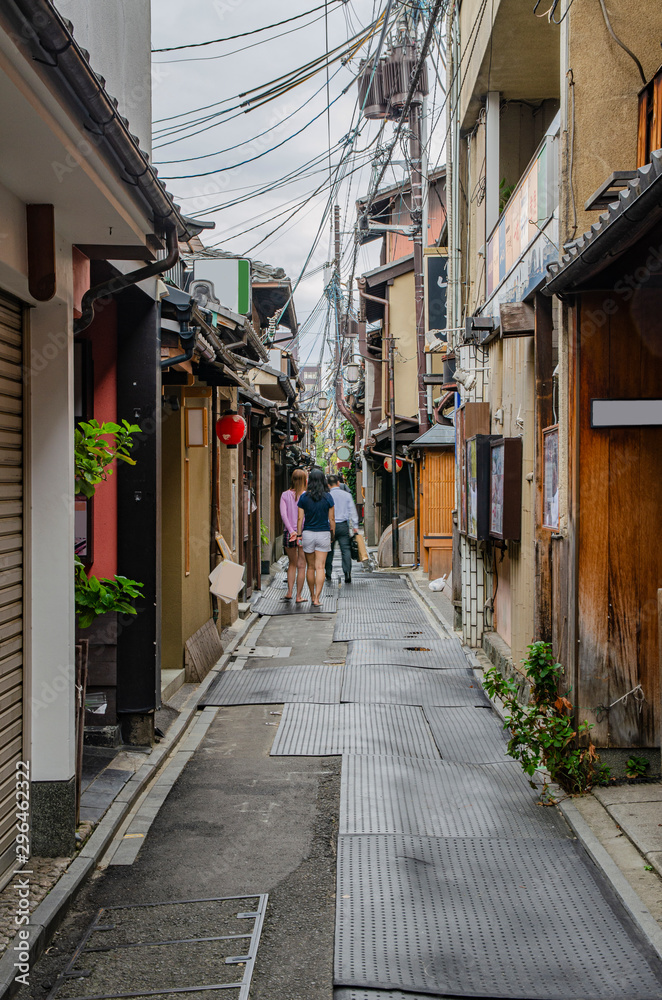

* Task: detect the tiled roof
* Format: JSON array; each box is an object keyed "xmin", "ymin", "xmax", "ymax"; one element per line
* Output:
[{"xmin": 545, "ymin": 149, "xmax": 662, "ymax": 294}]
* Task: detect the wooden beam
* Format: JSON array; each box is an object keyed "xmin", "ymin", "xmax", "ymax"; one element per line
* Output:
[
  {"xmin": 75, "ymin": 244, "xmax": 156, "ymax": 261},
  {"xmin": 500, "ymin": 301, "xmax": 535, "ymax": 336},
  {"xmin": 26, "ymin": 204, "xmax": 55, "ymax": 301}
]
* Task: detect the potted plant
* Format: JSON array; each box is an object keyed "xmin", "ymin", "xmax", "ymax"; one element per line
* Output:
[{"xmin": 74, "ymin": 419, "xmax": 143, "ymax": 817}]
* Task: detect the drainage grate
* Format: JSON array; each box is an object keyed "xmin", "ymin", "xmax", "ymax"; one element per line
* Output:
[
  {"xmin": 336, "ymin": 606, "xmax": 431, "ymax": 626},
  {"xmin": 334, "ymin": 989, "xmax": 460, "ymax": 1000},
  {"xmin": 339, "ymin": 755, "xmax": 569, "ymax": 839},
  {"xmin": 335, "ymin": 835, "xmax": 662, "ymax": 998},
  {"xmin": 270, "ymin": 703, "xmax": 440, "ymax": 759},
  {"xmin": 423, "ymin": 705, "xmax": 513, "ymax": 763},
  {"xmin": 199, "ymin": 664, "xmax": 344, "ymax": 707},
  {"xmin": 251, "ymin": 583, "xmax": 337, "ymax": 616},
  {"xmin": 233, "ymin": 645, "xmax": 292, "ymax": 658},
  {"xmin": 48, "ymin": 895, "xmax": 268, "ymax": 1000},
  {"xmin": 333, "ymin": 623, "xmax": 441, "ymax": 642},
  {"xmin": 345, "ymin": 639, "xmax": 467, "ymax": 671},
  {"xmin": 341, "ymin": 664, "xmax": 489, "ymax": 708}
]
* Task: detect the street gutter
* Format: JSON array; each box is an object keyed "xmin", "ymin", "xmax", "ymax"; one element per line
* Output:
[{"xmin": 0, "ymin": 611, "xmax": 261, "ymax": 1000}]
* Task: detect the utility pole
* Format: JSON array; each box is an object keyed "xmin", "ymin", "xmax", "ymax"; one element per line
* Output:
[
  {"xmin": 409, "ymin": 68, "xmax": 429, "ymax": 432},
  {"xmin": 388, "ymin": 326, "xmax": 399, "ymax": 567}
]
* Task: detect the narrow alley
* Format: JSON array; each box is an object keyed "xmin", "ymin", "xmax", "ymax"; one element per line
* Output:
[{"xmin": 17, "ymin": 561, "xmax": 662, "ymax": 1000}]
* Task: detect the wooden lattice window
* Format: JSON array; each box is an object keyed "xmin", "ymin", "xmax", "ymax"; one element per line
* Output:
[{"xmin": 637, "ymin": 65, "xmax": 662, "ymax": 167}]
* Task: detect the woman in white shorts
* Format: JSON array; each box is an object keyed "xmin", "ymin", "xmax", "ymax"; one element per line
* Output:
[{"xmin": 296, "ymin": 467, "xmax": 336, "ymax": 607}]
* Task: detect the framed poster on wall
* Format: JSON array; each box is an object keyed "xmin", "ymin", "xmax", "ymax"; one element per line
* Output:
[
  {"xmin": 489, "ymin": 437, "xmax": 523, "ymax": 541},
  {"xmin": 490, "ymin": 440, "xmax": 505, "ymax": 537},
  {"xmin": 542, "ymin": 425, "xmax": 559, "ymax": 529},
  {"xmin": 465, "ymin": 434, "xmax": 498, "ymax": 540}
]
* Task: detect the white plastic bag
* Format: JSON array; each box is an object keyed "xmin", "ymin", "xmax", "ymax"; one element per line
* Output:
[{"xmin": 428, "ymin": 574, "xmax": 447, "ymax": 593}]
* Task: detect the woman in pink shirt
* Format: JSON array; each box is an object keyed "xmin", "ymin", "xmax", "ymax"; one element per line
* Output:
[{"xmin": 279, "ymin": 468, "xmax": 307, "ymax": 600}]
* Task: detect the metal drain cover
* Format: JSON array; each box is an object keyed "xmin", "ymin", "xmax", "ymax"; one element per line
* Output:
[
  {"xmin": 423, "ymin": 705, "xmax": 512, "ymax": 763},
  {"xmin": 337, "ymin": 607, "xmax": 431, "ymax": 625},
  {"xmin": 346, "ymin": 639, "xmax": 467, "ymax": 670},
  {"xmin": 341, "ymin": 663, "xmax": 489, "ymax": 708},
  {"xmin": 333, "ymin": 623, "xmax": 441, "ymax": 642},
  {"xmin": 335, "ymin": 835, "xmax": 662, "ymax": 998},
  {"xmin": 48, "ymin": 895, "xmax": 268, "ymax": 1000},
  {"xmin": 199, "ymin": 664, "xmax": 343, "ymax": 707},
  {"xmin": 339, "ymin": 755, "xmax": 569, "ymax": 839},
  {"xmin": 270, "ymin": 703, "xmax": 440, "ymax": 759},
  {"xmin": 252, "ymin": 585, "xmax": 337, "ymax": 616}
]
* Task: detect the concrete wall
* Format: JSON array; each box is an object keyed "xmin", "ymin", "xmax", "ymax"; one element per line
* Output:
[
  {"xmin": 562, "ymin": 0, "xmax": 662, "ymax": 246},
  {"xmin": 54, "ymin": 0, "xmax": 153, "ymax": 158}
]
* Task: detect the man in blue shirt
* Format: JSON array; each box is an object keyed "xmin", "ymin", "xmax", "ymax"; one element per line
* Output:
[{"xmin": 325, "ymin": 474, "xmax": 359, "ymax": 583}]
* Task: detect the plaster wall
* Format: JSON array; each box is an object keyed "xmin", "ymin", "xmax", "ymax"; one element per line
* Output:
[
  {"xmin": 54, "ymin": 0, "xmax": 153, "ymax": 158},
  {"xmin": 564, "ymin": 0, "xmax": 662, "ymax": 245},
  {"xmin": 85, "ymin": 302, "xmax": 118, "ymax": 580},
  {"xmin": 27, "ymin": 245, "xmax": 76, "ymax": 783},
  {"xmin": 488, "ymin": 334, "xmax": 536, "ymax": 666},
  {"xmin": 464, "ymin": 121, "xmax": 487, "ymax": 314},
  {"xmin": 389, "ymin": 271, "xmax": 418, "ymax": 419},
  {"xmin": 0, "ymin": 181, "xmax": 27, "ymax": 299},
  {"xmin": 458, "ymin": 0, "xmax": 560, "ymax": 130}
]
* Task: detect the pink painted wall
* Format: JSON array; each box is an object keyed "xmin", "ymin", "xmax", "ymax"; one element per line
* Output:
[{"xmin": 85, "ymin": 301, "xmax": 118, "ymax": 580}]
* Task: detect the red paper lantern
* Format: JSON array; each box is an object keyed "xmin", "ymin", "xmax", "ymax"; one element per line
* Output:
[
  {"xmin": 215, "ymin": 413, "xmax": 247, "ymax": 446},
  {"xmin": 383, "ymin": 456, "xmax": 403, "ymax": 474}
]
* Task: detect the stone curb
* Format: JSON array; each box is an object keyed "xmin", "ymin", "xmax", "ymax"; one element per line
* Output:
[
  {"xmin": 0, "ymin": 611, "xmax": 259, "ymax": 1000},
  {"xmin": 406, "ymin": 572, "xmax": 662, "ymax": 961},
  {"xmin": 558, "ymin": 798, "xmax": 662, "ymax": 962}
]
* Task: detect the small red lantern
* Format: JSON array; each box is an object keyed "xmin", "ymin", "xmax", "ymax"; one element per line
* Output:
[
  {"xmin": 383, "ymin": 456, "xmax": 403, "ymax": 474},
  {"xmin": 215, "ymin": 413, "xmax": 247, "ymax": 447}
]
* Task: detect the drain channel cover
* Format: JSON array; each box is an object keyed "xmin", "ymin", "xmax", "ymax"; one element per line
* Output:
[
  {"xmin": 341, "ymin": 663, "xmax": 489, "ymax": 708},
  {"xmin": 333, "ymin": 623, "xmax": 441, "ymax": 642},
  {"xmin": 339, "ymin": 755, "xmax": 569, "ymax": 839},
  {"xmin": 423, "ymin": 705, "xmax": 512, "ymax": 763},
  {"xmin": 200, "ymin": 664, "xmax": 343, "ymax": 707},
  {"xmin": 346, "ymin": 639, "xmax": 467, "ymax": 670},
  {"xmin": 335, "ymin": 835, "xmax": 662, "ymax": 998},
  {"xmin": 270, "ymin": 702, "xmax": 440, "ymax": 759}
]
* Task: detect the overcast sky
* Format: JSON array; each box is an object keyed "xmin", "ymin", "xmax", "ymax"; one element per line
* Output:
[{"xmin": 150, "ymin": 0, "xmax": 445, "ymax": 368}]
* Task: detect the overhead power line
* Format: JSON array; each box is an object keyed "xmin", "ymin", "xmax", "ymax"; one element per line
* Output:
[{"xmin": 151, "ymin": 0, "xmax": 345, "ymax": 52}]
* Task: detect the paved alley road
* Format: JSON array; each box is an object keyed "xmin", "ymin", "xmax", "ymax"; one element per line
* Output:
[{"xmin": 20, "ymin": 565, "xmax": 662, "ymax": 1000}]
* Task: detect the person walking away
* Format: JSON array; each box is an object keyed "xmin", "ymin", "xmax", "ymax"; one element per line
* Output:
[
  {"xmin": 325, "ymin": 474, "xmax": 359, "ymax": 583},
  {"xmin": 337, "ymin": 473, "xmax": 351, "ymax": 494},
  {"xmin": 296, "ymin": 468, "xmax": 336, "ymax": 607},
  {"xmin": 279, "ymin": 469, "xmax": 307, "ymax": 600}
]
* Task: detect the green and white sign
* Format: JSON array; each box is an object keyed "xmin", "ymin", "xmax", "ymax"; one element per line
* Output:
[{"xmin": 191, "ymin": 258, "xmax": 251, "ymax": 316}]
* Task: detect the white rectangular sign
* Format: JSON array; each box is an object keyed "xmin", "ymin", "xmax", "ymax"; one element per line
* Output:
[{"xmin": 591, "ymin": 399, "xmax": 662, "ymax": 428}]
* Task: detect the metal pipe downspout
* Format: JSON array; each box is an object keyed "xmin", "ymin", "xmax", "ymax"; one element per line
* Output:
[
  {"xmin": 75, "ymin": 228, "xmax": 180, "ymax": 335},
  {"xmin": 211, "ymin": 388, "xmax": 219, "ymax": 625},
  {"xmin": 358, "ymin": 283, "xmax": 398, "ymax": 567}
]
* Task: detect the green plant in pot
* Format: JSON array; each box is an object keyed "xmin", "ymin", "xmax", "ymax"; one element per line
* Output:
[{"xmin": 74, "ymin": 419, "xmax": 144, "ymax": 625}]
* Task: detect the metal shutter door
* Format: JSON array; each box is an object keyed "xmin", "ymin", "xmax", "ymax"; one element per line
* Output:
[{"xmin": 0, "ymin": 292, "xmax": 23, "ymax": 878}]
